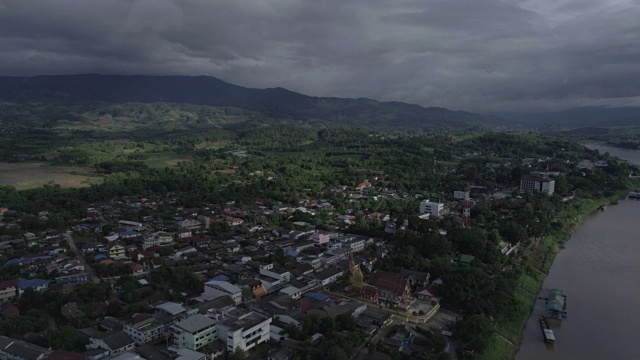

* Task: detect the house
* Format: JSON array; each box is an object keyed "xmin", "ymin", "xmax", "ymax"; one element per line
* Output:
[
  {"xmin": 61, "ymin": 302, "xmax": 84, "ymax": 320},
  {"xmin": 87, "ymin": 331, "xmax": 135, "ymax": 357},
  {"xmin": 108, "ymin": 242, "xmax": 126, "ymax": 260},
  {"xmin": 0, "ymin": 280, "xmax": 17, "ymax": 302},
  {"xmin": 259, "ymin": 264, "xmax": 291, "ymax": 283},
  {"xmin": 313, "ymin": 267, "xmax": 345, "ymax": 286},
  {"xmin": 202, "ymin": 281, "xmax": 242, "ymax": 304},
  {"xmin": 118, "ymin": 220, "xmax": 144, "ymax": 231},
  {"xmin": 400, "ymin": 269, "xmax": 430, "ymax": 288},
  {"xmin": 416, "ymin": 284, "xmax": 440, "ymax": 302},
  {"xmin": 131, "ymin": 264, "xmax": 144, "ymax": 276},
  {"xmin": 0, "ymin": 336, "xmax": 51, "ymax": 360},
  {"xmin": 171, "ymin": 314, "xmax": 218, "ymax": 351},
  {"xmin": 123, "ymin": 314, "xmax": 164, "ymax": 345},
  {"xmin": 217, "ymin": 311, "xmax": 271, "ymax": 352},
  {"xmin": 16, "ymin": 279, "xmax": 49, "ymax": 295}
]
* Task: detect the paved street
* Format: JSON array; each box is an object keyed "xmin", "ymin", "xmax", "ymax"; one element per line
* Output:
[{"xmin": 64, "ymin": 231, "xmax": 101, "ymax": 284}]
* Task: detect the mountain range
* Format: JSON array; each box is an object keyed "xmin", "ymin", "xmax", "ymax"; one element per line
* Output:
[{"xmin": 0, "ymin": 74, "xmax": 503, "ymax": 130}]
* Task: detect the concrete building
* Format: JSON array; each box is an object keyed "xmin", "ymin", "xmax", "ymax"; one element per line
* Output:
[
  {"xmin": 142, "ymin": 231, "xmax": 174, "ymax": 250},
  {"xmin": 172, "ymin": 314, "xmax": 217, "ymax": 351},
  {"xmin": 0, "ymin": 336, "xmax": 50, "ymax": 360},
  {"xmin": 419, "ymin": 200, "xmax": 444, "ymax": 218},
  {"xmin": 217, "ymin": 312, "xmax": 271, "ymax": 352},
  {"xmin": 259, "ymin": 264, "xmax": 291, "ymax": 283},
  {"xmin": 0, "ymin": 281, "xmax": 17, "ymax": 302},
  {"xmin": 123, "ymin": 314, "xmax": 164, "ymax": 345},
  {"xmin": 87, "ymin": 331, "xmax": 136, "ymax": 357},
  {"xmin": 202, "ymin": 281, "xmax": 242, "ymax": 304},
  {"xmin": 520, "ymin": 173, "xmax": 556, "ymax": 195}
]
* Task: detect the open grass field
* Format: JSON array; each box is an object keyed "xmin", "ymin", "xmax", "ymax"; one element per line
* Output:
[{"xmin": 0, "ymin": 162, "xmax": 102, "ymax": 190}]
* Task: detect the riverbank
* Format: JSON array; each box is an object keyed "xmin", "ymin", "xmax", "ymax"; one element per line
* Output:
[{"xmin": 477, "ymin": 188, "xmax": 636, "ymax": 360}]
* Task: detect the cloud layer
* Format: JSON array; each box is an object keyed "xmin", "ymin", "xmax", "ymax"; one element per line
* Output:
[{"xmin": 1, "ymin": 0, "xmax": 639, "ymax": 111}]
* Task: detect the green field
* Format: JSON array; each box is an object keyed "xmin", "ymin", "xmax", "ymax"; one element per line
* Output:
[{"xmin": 0, "ymin": 162, "xmax": 102, "ymax": 190}]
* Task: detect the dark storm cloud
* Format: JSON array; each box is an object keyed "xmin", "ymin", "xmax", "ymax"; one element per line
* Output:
[{"xmin": 1, "ymin": 0, "xmax": 639, "ymax": 111}]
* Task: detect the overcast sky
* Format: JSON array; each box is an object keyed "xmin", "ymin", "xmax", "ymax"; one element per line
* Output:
[{"xmin": 1, "ymin": 0, "xmax": 639, "ymax": 112}]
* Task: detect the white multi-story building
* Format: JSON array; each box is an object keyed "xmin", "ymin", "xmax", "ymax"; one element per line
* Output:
[
  {"xmin": 520, "ymin": 173, "xmax": 555, "ymax": 195},
  {"xmin": 142, "ymin": 231, "xmax": 174, "ymax": 250},
  {"xmin": 217, "ymin": 312, "xmax": 271, "ymax": 352},
  {"xmin": 123, "ymin": 314, "xmax": 164, "ymax": 345},
  {"xmin": 172, "ymin": 314, "xmax": 218, "ymax": 351},
  {"xmin": 419, "ymin": 200, "xmax": 444, "ymax": 218}
]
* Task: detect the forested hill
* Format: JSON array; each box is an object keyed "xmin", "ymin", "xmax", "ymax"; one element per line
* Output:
[{"xmin": 0, "ymin": 74, "xmax": 502, "ymax": 130}]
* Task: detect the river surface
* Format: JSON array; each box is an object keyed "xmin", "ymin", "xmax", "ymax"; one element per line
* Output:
[{"xmin": 517, "ymin": 145, "xmax": 640, "ymax": 360}]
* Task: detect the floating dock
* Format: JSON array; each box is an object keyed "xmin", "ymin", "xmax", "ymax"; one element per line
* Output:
[
  {"xmin": 545, "ymin": 288, "xmax": 568, "ymax": 320},
  {"xmin": 539, "ymin": 315, "xmax": 556, "ymax": 343}
]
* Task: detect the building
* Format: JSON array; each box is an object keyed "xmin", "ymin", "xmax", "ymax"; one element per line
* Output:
[
  {"xmin": 217, "ymin": 312, "xmax": 271, "ymax": 352},
  {"xmin": 453, "ymin": 190, "xmax": 470, "ymax": 200},
  {"xmin": 202, "ymin": 281, "xmax": 242, "ymax": 304},
  {"xmin": 419, "ymin": 200, "xmax": 444, "ymax": 218},
  {"xmin": 172, "ymin": 314, "xmax": 217, "ymax": 351},
  {"xmin": 87, "ymin": 331, "xmax": 135, "ymax": 357},
  {"xmin": 0, "ymin": 336, "xmax": 50, "ymax": 360},
  {"xmin": 142, "ymin": 232, "xmax": 174, "ymax": 250},
  {"xmin": 311, "ymin": 231, "xmax": 330, "ymax": 245},
  {"xmin": 313, "ymin": 267, "xmax": 345, "ymax": 287},
  {"xmin": 0, "ymin": 281, "xmax": 17, "ymax": 302},
  {"xmin": 118, "ymin": 221, "xmax": 144, "ymax": 231},
  {"xmin": 259, "ymin": 264, "xmax": 291, "ymax": 283},
  {"xmin": 123, "ymin": 314, "xmax": 164, "ymax": 345},
  {"xmin": 108, "ymin": 242, "xmax": 126, "ymax": 260},
  {"xmin": 519, "ymin": 173, "xmax": 556, "ymax": 195},
  {"xmin": 362, "ymin": 271, "xmax": 414, "ymax": 310},
  {"xmin": 16, "ymin": 279, "xmax": 48, "ymax": 295}
]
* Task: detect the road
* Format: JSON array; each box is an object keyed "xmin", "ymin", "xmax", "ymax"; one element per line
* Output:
[{"xmin": 64, "ymin": 231, "xmax": 101, "ymax": 284}]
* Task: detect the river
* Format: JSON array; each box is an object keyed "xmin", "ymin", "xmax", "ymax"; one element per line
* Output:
[{"xmin": 517, "ymin": 145, "xmax": 640, "ymax": 360}]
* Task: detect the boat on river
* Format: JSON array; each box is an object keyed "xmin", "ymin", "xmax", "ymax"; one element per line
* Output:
[
  {"xmin": 539, "ymin": 315, "xmax": 555, "ymax": 343},
  {"xmin": 628, "ymin": 189, "xmax": 640, "ymax": 198}
]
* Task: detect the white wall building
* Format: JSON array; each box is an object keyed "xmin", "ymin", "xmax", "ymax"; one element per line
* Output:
[
  {"xmin": 123, "ymin": 315, "xmax": 164, "ymax": 345},
  {"xmin": 217, "ymin": 312, "xmax": 271, "ymax": 352},
  {"xmin": 519, "ymin": 173, "xmax": 555, "ymax": 195},
  {"xmin": 142, "ymin": 231, "xmax": 174, "ymax": 250},
  {"xmin": 419, "ymin": 200, "xmax": 444, "ymax": 218}
]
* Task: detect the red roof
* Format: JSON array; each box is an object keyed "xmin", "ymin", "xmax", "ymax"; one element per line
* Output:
[
  {"xmin": 0, "ymin": 280, "xmax": 17, "ymax": 290},
  {"xmin": 367, "ymin": 271, "xmax": 409, "ymax": 297}
]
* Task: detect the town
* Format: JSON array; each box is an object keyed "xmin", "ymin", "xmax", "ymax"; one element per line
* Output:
[{"xmin": 0, "ymin": 131, "xmax": 636, "ymax": 360}]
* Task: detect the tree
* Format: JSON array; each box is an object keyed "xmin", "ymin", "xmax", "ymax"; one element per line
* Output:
[
  {"xmin": 48, "ymin": 325, "xmax": 79, "ymax": 350},
  {"xmin": 227, "ymin": 347, "xmax": 246, "ymax": 360},
  {"xmin": 456, "ymin": 314, "xmax": 494, "ymax": 353}
]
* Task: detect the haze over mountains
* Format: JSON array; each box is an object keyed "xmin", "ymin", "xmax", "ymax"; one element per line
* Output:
[
  {"xmin": 0, "ymin": 74, "xmax": 639, "ymax": 131},
  {"xmin": 0, "ymin": 74, "xmax": 504, "ymax": 130}
]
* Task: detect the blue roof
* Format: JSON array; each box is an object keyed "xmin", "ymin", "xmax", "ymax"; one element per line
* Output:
[
  {"xmin": 304, "ymin": 292, "xmax": 330, "ymax": 301},
  {"xmin": 16, "ymin": 279, "xmax": 48, "ymax": 289},
  {"xmin": 80, "ymin": 223, "xmax": 91, "ymax": 229},
  {"xmin": 4, "ymin": 256, "xmax": 53, "ymax": 267},
  {"xmin": 210, "ymin": 275, "xmax": 230, "ymax": 281},
  {"xmin": 173, "ymin": 217, "xmax": 184, "ymax": 221},
  {"xmin": 119, "ymin": 230, "xmax": 138, "ymax": 236},
  {"xmin": 94, "ymin": 254, "xmax": 109, "ymax": 261}
]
